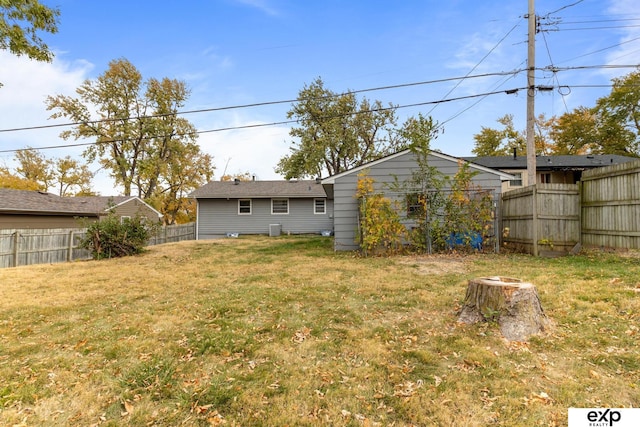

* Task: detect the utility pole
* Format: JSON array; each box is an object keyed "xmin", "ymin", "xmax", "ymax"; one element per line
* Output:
[
  {"xmin": 526, "ymin": 0, "xmax": 539, "ymax": 256},
  {"xmin": 526, "ymin": 0, "xmax": 536, "ymax": 186}
]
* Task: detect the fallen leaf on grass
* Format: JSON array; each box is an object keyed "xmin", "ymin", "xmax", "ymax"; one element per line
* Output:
[
  {"xmin": 523, "ymin": 391, "xmax": 554, "ymax": 405},
  {"xmin": 121, "ymin": 400, "xmax": 134, "ymax": 416},
  {"xmin": 292, "ymin": 327, "xmax": 311, "ymax": 343},
  {"xmin": 394, "ymin": 380, "xmax": 423, "ymax": 397},
  {"xmin": 207, "ymin": 410, "xmax": 226, "ymax": 426}
]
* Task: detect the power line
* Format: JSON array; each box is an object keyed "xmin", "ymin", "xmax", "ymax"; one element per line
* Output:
[
  {"xmin": 555, "ymin": 35, "xmax": 640, "ymax": 64},
  {"xmin": 545, "ymin": 0, "xmax": 584, "ymax": 17},
  {"xmin": 0, "ymin": 87, "xmax": 528, "ymax": 155},
  {"xmin": 426, "ymin": 22, "xmax": 521, "ymax": 117},
  {"xmin": 0, "ymin": 70, "xmax": 528, "ymax": 134}
]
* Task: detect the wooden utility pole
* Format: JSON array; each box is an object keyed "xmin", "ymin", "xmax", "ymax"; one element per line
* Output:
[
  {"xmin": 527, "ymin": 0, "xmax": 539, "ymax": 256},
  {"xmin": 526, "ymin": 0, "xmax": 536, "ymax": 185}
]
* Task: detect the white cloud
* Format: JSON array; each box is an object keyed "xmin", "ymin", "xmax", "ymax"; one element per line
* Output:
[
  {"xmin": 605, "ymin": 0, "xmax": 640, "ymax": 70},
  {"xmin": 196, "ymin": 112, "xmax": 291, "ymax": 180}
]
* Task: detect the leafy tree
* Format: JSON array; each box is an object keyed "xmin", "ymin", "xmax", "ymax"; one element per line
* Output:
[
  {"xmin": 356, "ymin": 172, "xmax": 406, "ymax": 256},
  {"xmin": 12, "ymin": 147, "xmax": 94, "ymax": 195},
  {"xmin": 46, "ymin": 58, "xmax": 214, "ymax": 202},
  {"xmin": 0, "ymin": 0, "xmax": 59, "ymax": 87},
  {"xmin": 220, "ymin": 171, "xmax": 253, "ymax": 182},
  {"xmin": 14, "ymin": 147, "xmax": 52, "ymax": 190},
  {"xmin": 472, "ymin": 114, "xmax": 526, "ymax": 156},
  {"xmin": 592, "ymin": 68, "xmax": 640, "ymax": 157},
  {"xmin": 472, "ymin": 114, "xmax": 550, "ymax": 156},
  {"xmin": 52, "ymin": 155, "xmax": 94, "ymax": 196},
  {"xmin": 393, "ymin": 114, "xmax": 447, "ymax": 252},
  {"xmin": 276, "ymin": 77, "xmax": 398, "ymax": 179},
  {"xmin": 147, "ymin": 144, "xmax": 214, "ymax": 224},
  {"xmin": 0, "ymin": 166, "xmax": 39, "ymax": 190},
  {"xmin": 547, "ymin": 107, "xmax": 597, "ymax": 155}
]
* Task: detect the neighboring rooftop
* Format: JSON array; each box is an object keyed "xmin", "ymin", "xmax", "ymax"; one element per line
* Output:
[
  {"xmin": 463, "ymin": 154, "xmax": 638, "ymax": 170},
  {"xmin": 0, "ymin": 189, "xmax": 101, "ymax": 216},
  {"xmin": 0, "ymin": 190, "xmax": 144, "ymax": 216},
  {"xmin": 190, "ymin": 179, "xmax": 327, "ymax": 199}
]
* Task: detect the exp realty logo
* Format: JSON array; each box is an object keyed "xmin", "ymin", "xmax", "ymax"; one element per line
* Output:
[{"xmin": 569, "ymin": 408, "xmax": 640, "ymax": 427}]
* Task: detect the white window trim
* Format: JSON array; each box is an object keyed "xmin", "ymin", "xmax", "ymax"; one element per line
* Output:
[
  {"xmin": 271, "ymin": 198, "xmax": 289, "ymax": 215},
  {"xmin": 509, "ymin": 172, "xmax": 523, "ymax": 187},
  {"xmin": 120, "ymin": 215, "xmax": 131, "ymax": 223},
  {"xmin": 238, "ymin": 199, "xmax": 252, "ymax": 215},
  {"xmin": 314, "ymin": 198, "xmax": 326, "ymax": 215}
]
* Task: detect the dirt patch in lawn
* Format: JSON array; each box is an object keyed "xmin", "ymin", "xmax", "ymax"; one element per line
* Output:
[{"xmin": 396, "ymin": 254, "xmax": 473, "ymax": 275}]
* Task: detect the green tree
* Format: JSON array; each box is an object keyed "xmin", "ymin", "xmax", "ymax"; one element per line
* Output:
[
  {"xmin": 592, "ymin": 68, "xmax": 640, "ymax": 157},
  {"xmin": 547, "ymin": 107, "xmax": 597, "ymax": 155},
  {"xmin": 46, "ymin": 58, "xmax": 214, "ymax": 201},
  {"xmin": 472, "ymin": 114, "xmax": 551, "ymax": 156},
  {"xmin": 52, "ymin": 155, "xmax": 94, "ymax": 196},
  {"xmin": 472, "ymin": 114, "xmax": 526, "ymax": 156},
  {"xmin": 1, "ymin": 0, "xmax": 59, "ymax": 86},
  {"xmin": 276, "ymin": 77, "xmax": 398, "ymax": 179},
  {"xmin": 13, "ymin": 147, "xmax": 95, "ymax": 195},
  {"xmin": 14, "ymin": 147, "xmax": 52, "ymax": 190}
]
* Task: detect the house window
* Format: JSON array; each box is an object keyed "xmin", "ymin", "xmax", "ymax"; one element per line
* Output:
[
  {"xmin": 540, "ymin": 173, "xmax": 551, "ymax": 184},
  {"xmin": 406, "ymin": 193, "xmax": 424, "ymax": 218},
  {"xmin": 314, "ymin": 198, "xmax": 326, "ymax": 214},
  {"xmin": 120, "ymin": 216, "xmax": 131, "ymax": 224},
  {"xmin": 272, "ymin": 198, "xmax": 289, "ymax": 214},
  {"xmin": 509, "ymin": 172, "xmax": 523, "ymax": 187},
  {"xmin": 238, "ymin": 199, "xmax": 252, "ymax": 215}
]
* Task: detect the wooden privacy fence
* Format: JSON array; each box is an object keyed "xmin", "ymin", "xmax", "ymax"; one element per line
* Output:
[
  {"xmin": 502, "ymin": 184, "xmax": 581, "ymax": 256},
  {"xmin": 581, "ymin": 160, "xmax": 640, "ymax": 249},
  {"xmin": 0, "ymin": 223, "xmax": 196, "ymax": 269},
  {"xmin": 501, "ymin": 159, "xmax": 640, "ymax": 255}
]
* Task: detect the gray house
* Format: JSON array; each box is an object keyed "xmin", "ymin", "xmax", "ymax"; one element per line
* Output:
[
  {"xmin": 321, "ymin": 149, "xmax": 515, "ymax": 251},
  {"xmin": 190, "ymin": 179, "xmax": 334, "ymax": 239}
]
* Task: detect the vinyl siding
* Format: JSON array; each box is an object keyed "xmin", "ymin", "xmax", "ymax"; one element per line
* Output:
[
  {"xmin": 0, "ymin": 214, "xmax": 97, "ymax": 229},
  {"xmin": 197, "ymin": 198, "xmax": 334, "ymax": 239},
  {"xmin": 331, "ymin": 151, "xmax": 504, "ymax": 251},
  {"xmin": 112, "ymin": 199, "xmax": 162, "ymax": 222}
]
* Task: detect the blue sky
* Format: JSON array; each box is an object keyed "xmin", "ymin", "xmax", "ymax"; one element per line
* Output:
[{"xmin": 1, "ymin": 0, "xmax": 639, "ymax": 194}]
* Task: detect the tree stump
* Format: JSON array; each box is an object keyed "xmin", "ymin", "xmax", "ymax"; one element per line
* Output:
[{"xmin": 458, "ymin": 276, "xmax": 550, "ymax": 341}]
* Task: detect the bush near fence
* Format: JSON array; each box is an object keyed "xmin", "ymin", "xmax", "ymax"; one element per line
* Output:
[{"xmin": 0, "ymin": 223, "xmax": 195, "ymax": 269}]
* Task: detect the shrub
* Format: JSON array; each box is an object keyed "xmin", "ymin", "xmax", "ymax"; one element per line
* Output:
[{"xmin": 80, "ymin": 214, "xmax": 157, "ymax": 259}]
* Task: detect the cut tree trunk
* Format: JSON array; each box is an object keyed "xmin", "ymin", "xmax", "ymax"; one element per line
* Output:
[{"xmin": 458, "ymin": 276, "xmax": 550, "ymax": 341}]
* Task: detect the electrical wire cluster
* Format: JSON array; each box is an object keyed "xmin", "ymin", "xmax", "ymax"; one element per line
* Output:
[{"xmin": 1, "ymin": 0, "xmax": 639, "ymax": 156}]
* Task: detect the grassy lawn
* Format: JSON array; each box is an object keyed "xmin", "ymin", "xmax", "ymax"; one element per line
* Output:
[{"xmin": 0, "ymin": 236, "xmax": 638, "ymax": 426}]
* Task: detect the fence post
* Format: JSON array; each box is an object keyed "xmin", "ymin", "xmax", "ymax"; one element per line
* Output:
[
  {"xmin": 12, "ymin": 231, "xmax": 19, "ymax": 267},
  {"xmin": 68, "ymin": 230, "xmax": 74, "ymax": 262},
  {"xmin": 532, "ymin": 185, "xmax": 539, "ymax": 257}
]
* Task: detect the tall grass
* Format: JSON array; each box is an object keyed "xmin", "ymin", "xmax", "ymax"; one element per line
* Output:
[{"xmin": 0, "ymin": 236, "xmax": 638, "ymax": 426}]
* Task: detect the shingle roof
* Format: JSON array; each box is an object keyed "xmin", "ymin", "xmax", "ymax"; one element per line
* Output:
[
  {"xmin": 190, "ymin": 179, "xmax": 327, "ymax": 199},
  {"xmin": 462, "ymin": 154, "xmax": 638, "ymax": 170},
  {"xmin": 72, "ymin": 196, "xmax": 133, "ymax": 212},
  {"xmin": 0, "ymin": 189, "xmax": 102, "ymax": 216}
]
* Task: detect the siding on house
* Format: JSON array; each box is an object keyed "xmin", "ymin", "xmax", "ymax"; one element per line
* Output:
[
  {"xmin": 74, "ymin": 196, "xmax": 163, "ymax": 223},
  {"xmin": 196, "ymin": 198, "xmax": 334, "ymax": 239},
  {"xmin": 0, "ymin": 214, "xmax": 94, "ymax": 229},
  {"xmin": 323, "ymin": 150, "xmax": 511, "ymax": 251},
  {"xmin": 191, "ymin": 180, "xmax": 333, "ymax": 239}
]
